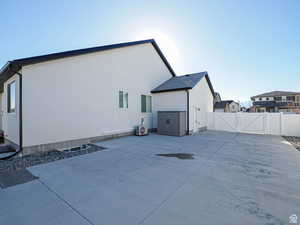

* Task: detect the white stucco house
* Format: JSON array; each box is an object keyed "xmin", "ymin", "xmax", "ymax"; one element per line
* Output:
[{"xmin": 0, "ymin": 39, "xmax": 214, "ymax": 155}]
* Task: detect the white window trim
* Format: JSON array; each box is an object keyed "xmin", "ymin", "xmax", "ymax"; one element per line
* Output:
[
  {"xmin": 7, "ymin": 80, "xmax": 16, "ymax": 114},
  {"xmin": 141, "ymin": 94, "xmax": 152, "ymax": 113},
  {"xmin": 119, "ymin": 90, "xmax": 128, "ymax": 109}
]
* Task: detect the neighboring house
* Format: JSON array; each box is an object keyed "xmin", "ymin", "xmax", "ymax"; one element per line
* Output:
[
  {"xmin": 214, "ymin": 100, "xmax": 240, "ymax": 113},
  {"xmin": 214, "ymin": 92, "xmax": 221, "ymax": 104},
  {"xmin": 240, "ymin": 106, "xmax": 247, "ymax": 112},
  {"xmin": 251, "ymin": 91, "xmax": 300, "ymax": 113},
  {"xmin": 0, "ymin": 39, "xmax": 215, "ymax": 155}
]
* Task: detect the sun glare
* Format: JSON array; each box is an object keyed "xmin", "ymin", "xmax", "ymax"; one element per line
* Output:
[{"xmin": 136, "ymin": 31, "xmax": 180, "ymax": 66}]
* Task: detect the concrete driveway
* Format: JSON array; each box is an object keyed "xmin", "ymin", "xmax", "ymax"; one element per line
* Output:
[{"xmin": 1, "ymin": 131, "xmax": 300, "ymax": 225}]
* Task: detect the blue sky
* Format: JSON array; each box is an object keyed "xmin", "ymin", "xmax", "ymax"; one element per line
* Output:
[{"xmin": 1, "ymin": 0, "xmax": 299, "ymax": 104}]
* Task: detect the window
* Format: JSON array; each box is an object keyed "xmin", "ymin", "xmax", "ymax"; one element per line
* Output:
[
  {"xmin": 257, "ymin": 108, "xmax": 265, "ymax": 113},
  {"xmin": 7, "ymin": 81, "xmax": 16, "ymax": 113},
  {"xmin": 119, "ymin": 91, "xmax": 128, "ymax": 108},
  {"xmin": 141, "ymin": 95, "xmax": 152, "ymax": 112},
  {"xmin": 259, "ymin": 98, "xmax": 262, "ymax": 101},
  {"xmin": 274, "ymin": 96, "xmax": 282, "ymax": 101},
  {"xmin": 287, "ymin": 96, "xmax": 295, "ymax": 102},
  {"xmin": 266, "ymin": 97, "xmax": 269, "ymax": 100}
]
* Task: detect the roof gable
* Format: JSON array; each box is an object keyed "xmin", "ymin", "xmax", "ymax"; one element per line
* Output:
[
  {"xmin": 0, "ymin": 39, "xmax": 175, "ymax": 87},
  {"xmin": 151, "ymin": 72, "xmax": 214, "ymax": 96}
]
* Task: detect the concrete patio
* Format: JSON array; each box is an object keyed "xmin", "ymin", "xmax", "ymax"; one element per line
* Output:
[{"xmin": 1, "ymin": 131, "xmax": 300, "ymax": 225}]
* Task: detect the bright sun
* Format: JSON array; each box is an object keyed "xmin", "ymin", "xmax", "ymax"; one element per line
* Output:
[{"xmin": 136, "ymin": 31, "xmax": 180, "ymax": 66}]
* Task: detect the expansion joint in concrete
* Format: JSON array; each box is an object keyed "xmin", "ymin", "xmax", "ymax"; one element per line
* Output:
[{"xmin": 37, "ymin": 179, "xmax": 95, "ymax": 225}]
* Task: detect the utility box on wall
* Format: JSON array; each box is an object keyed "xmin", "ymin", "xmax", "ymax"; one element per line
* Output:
[{"xmin": 157, "ymin": 111, "xmax": 186, "ymax": 136}]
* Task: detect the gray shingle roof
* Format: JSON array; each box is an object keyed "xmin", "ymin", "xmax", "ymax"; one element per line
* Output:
[{"xmin": 151, "ymin": 72, "xmax": 214, "ymax": 95}]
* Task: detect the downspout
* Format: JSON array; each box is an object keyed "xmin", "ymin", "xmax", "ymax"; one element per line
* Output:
[{"xmin": 186, "ymin": 90, "xmax": 190, "ymax": 135}]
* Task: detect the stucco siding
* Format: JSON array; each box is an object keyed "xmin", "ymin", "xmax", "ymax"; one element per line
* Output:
[
  {"xmin": 189, "ymin": 77, "xmax": 214, "ymax": 132},
  {"xmin": 152, "ymin": 90, "xmax": 187, "ymax": 129},
  {"xmin": 22, "ymin": 43, "xmax": 172, "ymax": 147}
]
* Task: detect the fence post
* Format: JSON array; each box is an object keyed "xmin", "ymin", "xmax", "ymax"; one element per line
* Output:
[
  {"xmin": 280, "ymin": 112, "xmax": 283, "ymax": 136},
  {"xmin": 235, "ymin": 113, "xmax": 237, "ymax": 132},
  {"xmin": 213, "ymin": 112, "xmax": 216, "ymax": 130},
  {"xmin": 263, "ymin": 113, "xmax": 266, "ymax": 135},
  {"xmin": 236, "ymin": 112, "xmax": 240, "ymax": 133}
]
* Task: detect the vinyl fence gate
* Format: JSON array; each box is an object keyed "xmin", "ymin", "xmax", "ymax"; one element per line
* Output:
[{"xmin": 207, "ymin": 112, "xmax": 300, "ymax": 136}]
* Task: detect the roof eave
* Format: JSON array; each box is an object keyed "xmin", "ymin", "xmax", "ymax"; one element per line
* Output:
[
  {"xmin": 12, "ymin": 39, "xmax": 156, "ymax": 66},
  {"xmin": 204, "ymin": 73, "xmax": 215, "ymax": 97},
  {"xmin": 151, "ymin": 87, "xmax": 192, "ymax": 93},
  {"xmin": 0, "ymin": 62, "xmax": 10, "ymax": 75},
  {"xmin": 0, "ymin": 62, "xmax": 22, "ymax": 92},
  {"xmin": 150, "ymin": 40, "xmax": 176, "ymax": 77},
  {"xmin": 0, "ymin": 39, "xmax": 176, "ymax": 81}
]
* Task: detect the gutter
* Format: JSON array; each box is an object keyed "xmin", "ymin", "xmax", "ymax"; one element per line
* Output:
[
  {"xmin": 186, "ymin": 90, "xmax": 190, "ymax": 135},
  {"xmin": 151, "ymin": 87, "xmax": 192, "ymax": 94}
]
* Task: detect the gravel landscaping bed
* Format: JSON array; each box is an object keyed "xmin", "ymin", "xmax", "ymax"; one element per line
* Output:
[
  {"xmin": 282, "ymin": 136, "xmax": 300, "ymax": 151},
  {"xmin": 0, "ymin": 144, "xmax": 105, "ymax": 174}
]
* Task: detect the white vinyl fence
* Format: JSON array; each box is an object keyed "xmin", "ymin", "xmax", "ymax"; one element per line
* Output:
[{"xmin": 207, "ymin": 112, "xmax": 300, "ymax": 136}]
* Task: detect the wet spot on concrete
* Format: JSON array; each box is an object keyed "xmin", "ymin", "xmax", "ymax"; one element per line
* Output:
[
  {"xmin": 156, "ymin": 153, "xmax": 194, "ymax": 160},
  {"xmin": 259, "ymin": 168, "xmax": 271, "ymax": 175}
]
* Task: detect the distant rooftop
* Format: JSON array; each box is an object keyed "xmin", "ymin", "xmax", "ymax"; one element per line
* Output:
[
  {"xmin": 251, "ymin": 91, "xmax": 300, "ymax": 100},
  {"xmin": 214, "ymin": 100, "xmax": 234, "ymax": 109}
]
